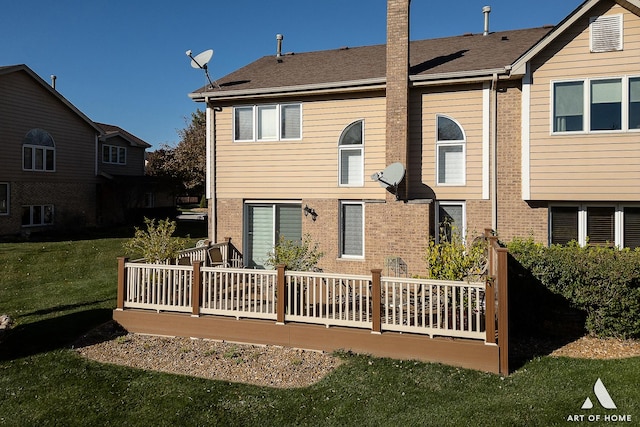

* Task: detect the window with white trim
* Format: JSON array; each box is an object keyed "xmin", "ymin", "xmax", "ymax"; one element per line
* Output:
[
  {"xmin": 590, "ymin": 14, "xmax": 623, "ymax": 53},
  {"xmin": 233, "ymin": 103, "xmax": 301, "ymax": 142},
  {"xmin": 340, "ymin": 201, "xmax": 364, "ymax": 258},
  {"xmin": 102, "ymin": 144, "xmax": 127, "ymax": 164},
  {"xmin": 22, "ymin": 129, "xmax": 55, "ymax": 171},
  {"xmin": 338, "ymin": 120, "xmax": 364, "ymax": 186},
  {"xmin": 549, "ymin": 204, "xmax": 640, "ymax": 249},
  {"xmin": 0, "ymin": 183, "xmax": 8, "ymax": 215},
  {"xmin": 552, "ymin": 77, "xmax": 640, "ymax": 133},
  {"xmin": 21, "ymin": 205, "xmax": 54, "ymax": 227},
  {"xmin": 436, "ymin": 115, "xmax": 465, "ymax": 185},
  {"xmin": 436, "ymin": 201, "xmax": 465, "ymax": 243}
]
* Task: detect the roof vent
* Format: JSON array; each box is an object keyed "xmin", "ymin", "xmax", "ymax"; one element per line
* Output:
[
  {"xmin": 50, "ymin": 75, "xmax": 57, "ymax": 89},
  {"xmin": 276, "ymin": 34, "xmax": 284, "ymax": 57},
  {"xmin": 483, "ymin": 6, "xmax": 491, "ymax": 36}
]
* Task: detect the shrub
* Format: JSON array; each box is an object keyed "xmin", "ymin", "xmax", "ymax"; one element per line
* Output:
[
  {"xmin": 265, "ymin": 234, "xmax": 324, "ymax": 272},
  {"xmin": 424, "ymin": 228, "xmax": 487, "ymax": 282},
  {"xmin": 123, "ymin": 217, "xmax": 187, "ymax": 263},
  {"xmin": 508, "ymin": 237, "xmax": 640, "ymax": 339}
]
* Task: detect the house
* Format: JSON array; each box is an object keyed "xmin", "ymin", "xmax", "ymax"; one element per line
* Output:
[
  {"xmin": 189, "ymin": 0, "xmax": 640, "ymax": 276},
  {"xmin": 0, "ymin": 64, "xmax": 155, "ymax": 237}
]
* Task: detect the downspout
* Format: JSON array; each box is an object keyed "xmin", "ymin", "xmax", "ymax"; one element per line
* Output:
[
  {"xmin": 205, "ymin": 99, "xmax": 217, "ymax": 242},
  {"xmin": 491, "ymin": 73, "xmax": 498, "ymax": 232}
]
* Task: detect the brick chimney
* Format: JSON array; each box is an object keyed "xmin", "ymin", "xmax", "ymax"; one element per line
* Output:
[{"xmin": 386, "ymin": 0, "xmax": 411, "ymax": 200}]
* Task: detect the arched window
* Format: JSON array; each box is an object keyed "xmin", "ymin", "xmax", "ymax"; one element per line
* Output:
[
  {"xmin": 338, "ymin": 120, "xmax": 364, "ymax": 186},
  {"xmin": 436, "ymin": 115, "xmax": 465, "ymax": 185},
  {"xmin": 22, "ymin": 129, "xmax": 55, "ymax": 171}
]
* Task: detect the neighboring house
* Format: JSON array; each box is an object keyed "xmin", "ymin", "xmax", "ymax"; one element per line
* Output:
[
  {"xmin": 189, "ymin": 0, "xmax": 640, "ymax": 275},
  {"xmin": 0, "ymin": 64, "xmax": 155, "ymax": 236}
]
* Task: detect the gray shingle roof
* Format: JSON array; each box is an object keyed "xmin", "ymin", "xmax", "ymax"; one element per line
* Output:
[{"xmin": 191, "ymin": 27, "xmax": 552, "ymax": 98}]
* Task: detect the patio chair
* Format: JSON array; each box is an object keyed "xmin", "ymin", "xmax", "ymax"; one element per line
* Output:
[{"xmin": 207, "ymin": 246, "xmax": 228, "ymax": 267}]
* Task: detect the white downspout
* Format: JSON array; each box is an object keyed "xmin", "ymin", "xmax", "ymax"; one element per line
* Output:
[
  {"xmin": 205, "ymin": 101, "xmax": 216, "ymax": 242},
  {"xmin": 491, "ymin": 73, "xmax": 498, "ymax": 232}
]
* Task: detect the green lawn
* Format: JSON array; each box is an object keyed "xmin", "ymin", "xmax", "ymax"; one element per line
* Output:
[{"xmin": 0, "ymin": 236, "xmax": 638, "ymax": 426}]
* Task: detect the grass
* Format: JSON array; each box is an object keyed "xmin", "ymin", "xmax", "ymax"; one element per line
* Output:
[{"xmin": 0, "ymin": 233, "xmax": 639, "ymax": 426}]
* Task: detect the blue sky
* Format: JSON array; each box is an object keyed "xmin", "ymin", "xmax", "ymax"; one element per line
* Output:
[{"xmin": 1, "ymin": 1, "xmax": 581, "ymax": 149}]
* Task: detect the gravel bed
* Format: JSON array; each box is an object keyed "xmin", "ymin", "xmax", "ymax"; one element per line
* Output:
[{"xmin": 73, "ymin": 321, "xmax": 342, "ymax": 388}]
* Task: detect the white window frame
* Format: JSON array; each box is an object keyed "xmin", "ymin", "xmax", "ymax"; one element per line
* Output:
[
  {"xmin": 23, "ymin": 145, "xmax": 55, "ymax": 172},
  {"xmin": 21, "ymin": 204, "xmax": 54, "ymax": 227},
  {"xmin": 435, "ymin": 201, "xmax": 466, "ymax": 243},
  {"xmin": 102, "ymin": 144, "xmax": 127, "ymax": 165},
  {"xmin": 0, "ymin": 183, "xmax": 9, "ymax": 215},
  {"xmin": 548, "ymin": 203, "xmax": 640, "ymax": 249},
  {"xmin": 339, "ymin": 201, "xmax": 365, "ymax": 259},
  {"xmin": 551, "ymin": 76, "xmax": 640, "ymax": 134},
  {"xmin": 233, "ymin": 103, "xmax": 302, "ymax": 142},
  {"xmin": 435, "ymin": 115, "xmax": 466, "ymax": 186},
  {"xmin": 338, "ymin": 120, "xmax": 364, "ymax": 187}
]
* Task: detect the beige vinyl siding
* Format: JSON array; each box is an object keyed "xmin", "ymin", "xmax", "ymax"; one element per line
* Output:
[
  {"xmin": 0, "ymin": 71, "xmax": 97, "ymax": 183},
  {"xmin": 418, "ymin": 84, "xmax": 485, "ymax": 200},
  {"xmin": 214, "ymin": 95, "xmax": 387, "ymax": 199},
  {"xmin": 528, "ymin": 2, "xmax": 640, "ymax": 201}
]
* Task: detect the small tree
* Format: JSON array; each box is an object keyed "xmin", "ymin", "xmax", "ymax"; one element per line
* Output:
[
  {"xmin": 424, "ymin": 226, "xmax": 487, "ymax": 281},
  {"xmin": 265, "ymin": 234, "xmax": 324, "ymax": 272},
  {"xmin": 123, "ymin": 217, "xmax": 187, "ymax": 263}
]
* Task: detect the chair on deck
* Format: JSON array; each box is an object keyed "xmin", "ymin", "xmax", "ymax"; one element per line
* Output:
[{"xmin": 207, "ymin": 246, "xmax": 228, "ymax": 267}]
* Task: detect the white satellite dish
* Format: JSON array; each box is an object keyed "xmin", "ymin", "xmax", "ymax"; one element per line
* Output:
[
  {"xmin": 371, "ymin": 162, "xmax": 405, "ymax": 199},
  {"xmin": 186, "ymin": 49, "xmax": 219, "ymax": 89}
]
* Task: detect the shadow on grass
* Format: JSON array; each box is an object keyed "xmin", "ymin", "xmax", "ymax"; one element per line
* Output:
[
  {"xmin": 21, "ymin": 299, "xmax": 114, "ymax": 318},
  {"xmin": 508, "ymin": 253, "xmax": 586, "ymax": 372},
  {"xmin": 0, "ymin": 308, "xmax": 115, "ymax": 361}
]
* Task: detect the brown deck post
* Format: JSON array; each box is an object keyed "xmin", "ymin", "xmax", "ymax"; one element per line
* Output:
[
  {"xmin": 192, "ymin": 261, "xmax": 202, "ymax": 317},
  {"xmin": 371, "ymin": 269, "xmax": 382, "ymax": 334},
  {"xmin": 484, "ymin": 276, "xmax": 496, "ymax": 344},
  {"xmin": 276, "ymin": 264, "xmax": 286, "ymax": 325},
  {"xmin": 496, "ymin": 247, "xmax": 509, "ymax": 375},
  {"xmin": 116, "ymin": 257, "xmax": 128, "ymax": 311}
]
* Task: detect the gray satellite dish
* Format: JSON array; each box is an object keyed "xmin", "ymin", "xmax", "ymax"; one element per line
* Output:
[
  {"xmin": 186, "ymin": 49, "xmax": 219, "ymax": 89},
  {"xmin": 371, "ymin": 162, "xmax": 405, "ymax": 199}
]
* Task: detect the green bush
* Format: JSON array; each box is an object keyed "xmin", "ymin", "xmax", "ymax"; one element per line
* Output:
[
  {"xmin": 508, "ymin": 238, "xmax": 640, "ymax": 339},
  {"xmin": 123, "ymin": 217, "xmax": 187, "ymax": 263},
  {"xmin": 265, "ymin": 234, "xmax": 324, "ymax": 272},
  {"xmin": 424, "ymin": 228, "xmax": 487, "ymax": 282}
]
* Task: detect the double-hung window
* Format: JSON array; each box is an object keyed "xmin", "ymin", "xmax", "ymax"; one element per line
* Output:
[
  {"xmin": 234, "ymin": 103, "xmax": 301, "ymax": 142},
  {"xmin": 436, "ymin": 202, "xmax": 465, "ymax": 243},
  {"xmin": 553, "ymin": 77, "xmax": 640, "ymax": 133},
  {"xmin": 338, "ymin": 120, "xmax": 364, "ymax": 186},
  {"xmin": 549, "ymin": 205, "xmax": 640, "ymax": 249},
  {"xmin": 340, "ymin": 201, "xmax": 364, "ymax": 258},
  {"xmin": 21, "ymin": 205, "xmax": 54, "ymax": 227},
  {"xmin": 0, "ymin": 183, "xmax": 8, "ymax": 215},
  {"xmin": 22, "ymin": 129, "xmax": 55, "ymax": 171},
  {"xmin": 436, "ymin": 115, "xmax": 465, "ymax": 185},
  {"xmin": 102, "ymin": 145, "xmax": 127, "ymax": 164}
]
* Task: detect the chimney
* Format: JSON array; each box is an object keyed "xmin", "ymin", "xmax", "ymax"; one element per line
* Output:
[
  {"xmin": 483, "ymin": 6, "xmax": 491, "ymax": 36},
  {"xmin": 276, "ymin": 34, "xmax": 284, "ymax": 57},
  {"xmin": 386, "ymin": 0, "xmax": 411, "ymax": 200}
]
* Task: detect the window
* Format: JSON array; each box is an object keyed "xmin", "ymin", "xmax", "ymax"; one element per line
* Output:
[
  {"xmin": 436, "ymin": 115, "xmax": 465, "ymax": 185},
  {"xmin": 233, "ymin": 103, "xmax": 301, "ymax": 142},
  {"xmin": 549, "ymin": 204, "xmax": 639, "ymax": 248},
  {"xmin": 0, "ymin": 183, "xmax": 8, "ymax": 215},
  {"xmin": 340, "ymin": 201, "xmax": 364, "ymax": 258},
  {"xmin": 338, "ymin": 120, "xmax": 364, "ymax": 186},
  {"xmin": 22, "ymin": 129, "xmax": 55, "ymax": 171},
  {"xmin": 553, "ymin": 77, "xmax": 640, "ymax": 133},
  {"xmin": 245, "ymin": 203, "xmax": 302, "ymax": 268},
  {"xmin": 144, "ymin": 192, "xmax": 155, "ymax": 208},
  {"xmin": 590, "ymin": 14, "xmax": 623, "ymax": 53},
  {"xmin": 436, "ymin": 202, "xmax": 465, "ymax": 243},
  {"xmin": 102, "ymin": 145, "xmax": 127, "ymax": 164},
  {"xmin": 21, "ymin": 205, "xmax": 54, "ymax": 227}
]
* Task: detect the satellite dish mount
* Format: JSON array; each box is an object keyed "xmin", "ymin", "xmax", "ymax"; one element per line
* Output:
[
  {"xmin": 371, "ymin": 162, "xmax": 406, "ymax": 200},
  {"xmin": 186, "ymin": 49, "xmax": 220, "ymax": 89}
]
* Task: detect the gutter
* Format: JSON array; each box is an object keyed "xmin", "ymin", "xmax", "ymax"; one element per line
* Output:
[{"xmin": 190, "ymin": 67, "xmax": 515, "ymax": 102}]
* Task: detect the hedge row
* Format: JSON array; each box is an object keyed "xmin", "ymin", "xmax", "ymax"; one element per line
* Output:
[{"xmin": 507, "ymin": 238, "xmax": 640, "ymax": 339}]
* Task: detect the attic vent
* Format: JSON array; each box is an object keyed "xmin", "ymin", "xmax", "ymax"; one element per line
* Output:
[{"xmin": 590, "ymin": 14, "xmax": 623, "ymax": 53}]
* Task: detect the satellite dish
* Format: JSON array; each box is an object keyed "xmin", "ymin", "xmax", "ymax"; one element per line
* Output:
[
  {"xmin": 371, "ymin": 162, "xmax": 405, "ymax": 199},
  {"xmin": 186, "ymin": 49, "xmax": 220, "ymax": 89}
]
